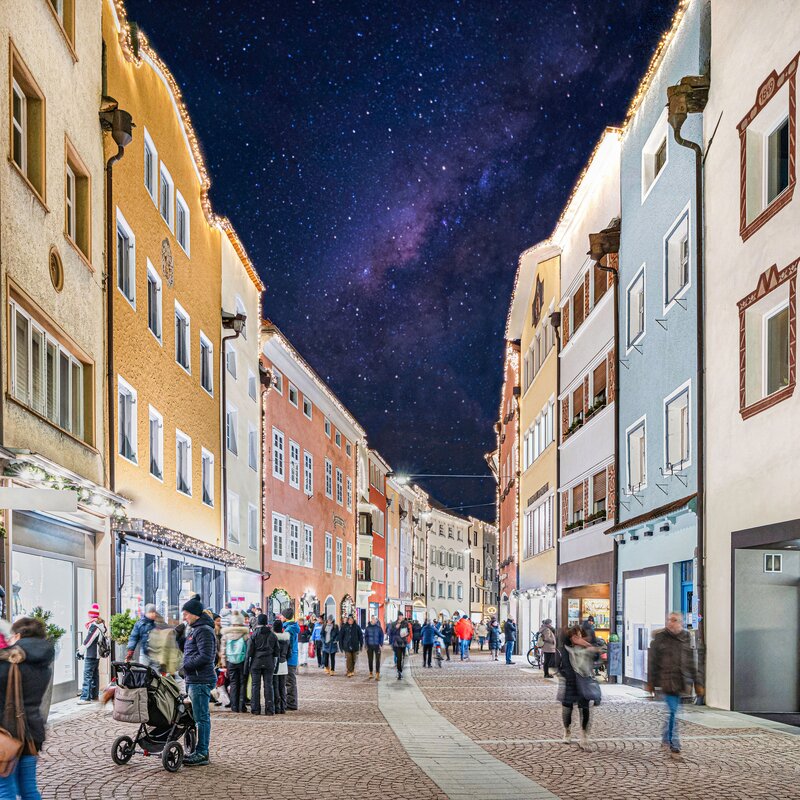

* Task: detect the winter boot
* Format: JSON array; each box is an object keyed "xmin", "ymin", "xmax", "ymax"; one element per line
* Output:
[
  {"xmin": 375, "ymin": 673, "xmax": 380, "ymax": 681},
  {"xmin": 562, "ymin": 727, "xmax": 572, "ymax": 744},
  {"xmin": 579, "ymin": 729, "xmax": 591, "ymax": 750},
  {"xmin": 368, "ymin": 672, "xmax": 374, "ymax": 680}
]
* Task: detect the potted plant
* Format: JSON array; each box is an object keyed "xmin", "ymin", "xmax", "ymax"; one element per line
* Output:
[
  {"xmin": 29, "ymin": 607, "xmax": 66, "ymax": 722},
  {"xmin": 110, "ymin": 609, "xmax": 136, "ymax": 660}
]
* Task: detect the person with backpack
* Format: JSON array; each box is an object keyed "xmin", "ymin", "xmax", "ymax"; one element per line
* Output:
[
  {"xmin": 247, "ymin": 614, "xmax": 278, "ymax": 715},
  {"xmin": 221, "ymin": 611, "xmax": 249, "ymax": 712},
  {"xmin": 77, "ymin": 603, "xmax": 108, "ymax": 704},
  {"xmin": 272, "ymin": 620, "xmax": 291, "ymax": 713},
  {"xmin": 281, "ymin": 609, "xmax": 300, "ymax": 711},
  {"xmin": 390, "ymin": 613, "xmax": 411, "ymax": 680}
]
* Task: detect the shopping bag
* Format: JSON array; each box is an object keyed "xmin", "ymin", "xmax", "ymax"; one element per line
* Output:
[{"xmin": 308, "ymin": 641, "xmax": 315, "ymax": 659}]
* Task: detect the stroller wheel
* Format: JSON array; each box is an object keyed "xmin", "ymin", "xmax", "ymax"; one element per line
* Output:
[
  {"xmin": 184, "ymin": 726, "xmax": 197, "ymax": 754},
  {"xmin": 111, "ymin": 735, "xmax": 135, "ymax": 765},
  {"xmin": 162, "ymin": 740, "xmax": 184, "ymax": 772}
]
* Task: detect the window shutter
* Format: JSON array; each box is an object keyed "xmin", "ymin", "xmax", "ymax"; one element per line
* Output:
[{"xmin": 593, "ymin": 470, "xmax": 606, "ymax": 501}]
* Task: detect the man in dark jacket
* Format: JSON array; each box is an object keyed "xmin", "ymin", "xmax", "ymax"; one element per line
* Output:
[
  {"xmin": 247, "ymin": 614, "xmax": 278, "ymax": 715},
  {"xmin": 390, "ymin": 614, "xmax": 411, "ymax": 679},
  {"xmin": 646, "ymin": 612, "xmax": 702, "ymax": 754},
  {"xmin": 364, "ymin": 615, "xmax": 384, "ymax": 680},
  {"xmin": 503, "ymin": 618, "xmax": 517, "ymax": 664},
  {"xmin": 340, "ymin": 614, "xmax": 364, "ymax": 677},
  {"xmin": 411, "ymin": 620, "xmax": 422, "ymax": 654},
  {"xmin": 440, "ymin": 621, "xmax": 453, "ymax": 661},
  {"xmin": 420, "ymin": 619, "xmax": 437, "ymax": 668},
  {"xmin": 179, "ymin": 596, "xmax": 216, "ymax": 766}
]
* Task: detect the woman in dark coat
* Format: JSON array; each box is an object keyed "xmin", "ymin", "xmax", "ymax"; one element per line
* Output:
[
  {"xmin": 0, "ymin": 617, "xmax": 55, "ymax": 798},
  {"xmin": 558, "ymin": 624, "xmax": 601, "ymax": 748},
  {"xmin": 321, "ymin": 616, "xmax": 340, "ymax": 675}
]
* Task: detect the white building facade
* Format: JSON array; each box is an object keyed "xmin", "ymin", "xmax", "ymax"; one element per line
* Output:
[{"xmin": 426, "ymin": 507, "xmax": 470, "ymax": 621}]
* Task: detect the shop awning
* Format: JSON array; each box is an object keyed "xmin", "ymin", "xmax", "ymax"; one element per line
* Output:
[{"xmin": 605, "ymin": 494, "xmax": 697, "ymax": 535}]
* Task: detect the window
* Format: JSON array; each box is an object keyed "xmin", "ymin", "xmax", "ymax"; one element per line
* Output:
[
  {"xmin": 627, "ymin": 267, "xmax": 645, "ymax": 347},
  {"xmin": 10, "ymin": 52, "xmax": 45, "ymax": 198},
  {"xmin": 665, "ymin": 211, "xmax": 690, "ymax": 307},
  {"xmin": 200, "ymin": 334, "xmax": 213, "ymax": 395},
  {"xmin": 176, "ymin": 431, "xmax": 192, "ymax": 496},
  {"xmin": 430, "ymin": 546, "xmax": 436, "ymax": 565},
  {"xmin": 593, "ymin": 262, "xmax": 609, "ymax": 307},
  {"xmin": 288, "ymin": 384, "xmax": 299, "ymax": 407},
  {"xmin": 522, "ymin": 496, "xmax": 554, "ymax": 555},
  {"xmin": 438, "ymin": 582, "xmax": 444, "ymax": 599},
  {"xmin": 302, "ymin": 397, "xmax": 312, "ymax": 418},
  {"xmin": 304, "ymin": 525, "xmax": 314, "ymax": 566},
  {"xmin": 272, "ymin": 514, "xmax": 285, "ymax": 562},
  {"xmin": 447, "ymin": 550, "xmax": 454, "ymax": 569},
  {"xmin": 48, "ymin": 0, "xmax": 76, "ymax": 45},
  {"xmin": 288, "ymin": 519, "xmax": 300, "ymax": 563},
  {"xmin": 9, "ymin": 300, "xmax": 88, "ymax": 440},
  {"xmin": 346, "ymin": 477, "xmax": 353, "ymax": 511},
  {"xmin": 457, "ymin": 583, "xmax": 463, "ymax": 601},
  {"xmin": 764, "ymin": 553, "xmax": 783, "ymax": 573},
  {"xmin": 627, "ymin": 419, "xmax": 647, "ymax": 491},
  {"xmin": 346, "ymin": 441, "xmax": 352, "ymax": 457},
  {"xmin": 159, "ymin": 165, "xmax": 174, "ymax": 229},
  {"xmin": 225, "ymin": 341, "xmax": 237, "ymax": 379},
  {"xmin": 201, "ymin": 449, "xmax": 214, "ymax": 506},
  {"xmin": 335, "ymin": 538, "xmax": 343, "ymax": 575},
  {"xmin": 572, "ymin": 282, "xmax": 585, "ymax": 333},
  {"xmin": 248, "ymin": 504, "xmax": 258, "ymax": 550},
  {"xmin": 62, "ymin": 142, "xmax": 91, "ymax": 260},
  {"xmin": 175, "ymin": 191, "xmax": 190, "ymax": 254},
  {"xmin": 116, "ymin": 210, "xmax": 135, "ymax": 306},
  {"xmin": 457, "ymin": 553, "xmax": 464, "ymax": 569},
  {"xmin": 765, "ymin": 304, "xmax": 790, "ymax": 396},
  {"xmin": 592, "ymin": 363, "xmax": 607, "ymax": 407},
  {"xmin": 571, "ymin": 484, "xmax": 583, "ymax": 525},
  {"xmin": 346, "ymin": 543, "xmax": 353, "ymax": 577},
  {"xmin": 118, "ymin": 377, "xmax": 137, "ymax": 462},
  {"xmin": 642, "ymin": 110, "xmax": 669, "ymax": 200},
  {"xmin": 665, "ymin": 384, "xmax": 690, "ymax": 471},
  {"xmin": 372, "ymin": 555, "xmax": 384, "ymax": 583},
  {"xmin": 447, "ymin": 583, "xmax": 453, "ymax": 599},
  {"xmin": 324, "ymin": 418, "xmax": 331, "ymax": 437},
  {"xmin": 174, "ymin": 302, "xmax": 190, "ymax": 371},
  {"xmin": 303, "ymin": 451, "xmax": 313, "ymax": 495},
  {"xmin": 226, "ymin": 405, "xmax": 238, "ymax": 456},
  {"xmin": 146, "ymin": 261, "xmax": 162, "ymax": 342},
  {"xmin": 324, "ymin": 532, "xmax": 333, "ymax": 572},
  {"xmin": 336, "ymin": 468, "xmax": 343, "ymax": 505},
  {"xmin": 248, "ymin": 371, "xmax": 257, "ymax": 401},
  {"xmin": 289, "ymin": 440, "xmax": 300, "ymax": 488},
  {"xmin": 439, "ymin": 548, "xmax": 445, "ymax": 566},
  {"xmin": 249, "ymin": 425, "xmax": 258, "ymax": 471},
  {"xmin": 335, "ymin": 431, "xmax": 341, "ymax": 448},
  {"xmin": 325, "ymin": 459, "xmax": 333, "ymax": 498},
  {"xmin": 227, "ymin": 492, "xmax": 240, "ymax": 544},
  {"xmin": 571, "ymin": 384, "xmax": 584, "ymax": 427},
  {"xmin": 272, "ymin": 428, "xmax": 285, "ymax": 480},
  {"xmin": 143, "ymin": 129, "xmax": 158, "ymax": 201},
  {"xmin": 148, "ymin": 407, "xmax": 163, "ymax": 480},
  {"xmin": 273, "ymin": 370, "xmax": 283, "ymax": 394}
]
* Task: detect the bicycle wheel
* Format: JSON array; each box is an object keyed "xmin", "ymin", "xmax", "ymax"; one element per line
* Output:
[{"xmin": 526, "ymin": 647, "xmax": 537, "ymax": 667}]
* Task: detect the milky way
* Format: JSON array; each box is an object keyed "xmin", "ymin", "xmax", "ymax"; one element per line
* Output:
[{"xmin": 126, "ymin": 0, "xmax": 678, "ymax": 518}]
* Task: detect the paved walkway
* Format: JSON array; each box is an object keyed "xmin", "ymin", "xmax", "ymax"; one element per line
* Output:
[{"xmin": 36, "ymin": 648, "xmax": 800, "ymax": 799}]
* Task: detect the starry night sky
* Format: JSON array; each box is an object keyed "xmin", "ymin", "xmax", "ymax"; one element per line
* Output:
[{"xmin": 126, "ymin": 0, "xmax": 678, "ymax": 519}]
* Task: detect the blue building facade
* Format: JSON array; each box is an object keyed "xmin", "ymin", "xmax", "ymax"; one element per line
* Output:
[{"xmin": 610, "ymin": 0, "xmax": 710, "ymax": 685}]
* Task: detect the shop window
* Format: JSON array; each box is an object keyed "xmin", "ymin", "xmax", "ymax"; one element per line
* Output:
[
  {"xmin": 665, "ymin": 384, "xmax": 691, "ymax": 471},
  {"xmin": 65, "ymin": 141, "xmax": 91, "ymax": 261},
  {"xmin": 665, "ymin": 211, "xmax": 690, "ymax": 308},
  {"xmin": 738, "ymin": 262, "xmax": 796, "ymax": 418},
  {"xmin": 10, "ymin": 48, "xmax": 45, "ymax": 201}
]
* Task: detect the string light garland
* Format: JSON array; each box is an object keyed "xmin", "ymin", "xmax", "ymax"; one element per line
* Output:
[{"xmin": 115, "ymin": 518, "xmax": 246, "ymax": 568}]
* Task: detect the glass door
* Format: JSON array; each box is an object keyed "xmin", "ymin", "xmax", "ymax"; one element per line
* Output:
[{"xmin": 76, "ymin": 567, "xmax": 94, "ymax": 693}]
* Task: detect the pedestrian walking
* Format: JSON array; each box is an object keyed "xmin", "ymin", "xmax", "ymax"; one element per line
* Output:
[
  {"xmin": 581, "ymin": 615, "xmax": 598, "ymax": 645},
  {"xmin": 282, "ymin": 609, "xmax": 300, "ymax": 711},
  {"xmin": 364, "ymin": 615, "xmax": 384, "ymax": 680},
  {"xmin": 298, "ymin": 616, "xmax": 311, "ymax": 667},
  {"xmin": 247, "ymin": 614, "xmax": 278, "ymax": 715},
  {"xmin": 339, "ymin": 614, "xmax": 364, "ymax": 677},
  {"xmin": 412, "ymin": 620, "xmax": 422, "ymax": 654},
  {"xmin": 390, "ymin": 613, "xmax": 411, "ymax": 679},
  {"xmin": 77, "ymin": 603, "xmax": 108, "ymax": 704},
  {"xmin": 0, "ymin": 617, "xmax": 55, "ymax": 799},
  {"xmin": 645, "ymin": 612, "xmax": 703, "ymax": 755},
  {"xmin": 179, "ymin": 595, "xmax": 217, "ymax": 766},
  {"xmin": 440, "ymin": 620, "xmax": 453, "ymax": 661},
  {"xmin": 558, "ymin": 624, "xmax": 602, "ymax": 749},
  {"xmin": 221, "ymin": 611, "xmax": 249, "ymax": 712},
  {"xmin": 475, "ymin": 619, "xmax": 489, "ymax": 650},
  {"xmin": 321, "ymin": 615, "xmax": 340, "ymax": 674},
  {"xmin": 488, "ymin": 618, "xmax": 501, "ymax": 660},
  {"xmin": 125, "ymin": 604, "xmax": 157, "ymax": 666},
  {"xmin": 272, "ymin": 619, "xmax": 290, "ymax": 714},
  {"xmin": 539, "ymin": 619, "xmax": 557, "ymax": 678},
  {"xmin": 503, "ymin": 617, "xmax": 517, "ymax": 664},
  {"xmin": 312, "ymin": 616, "xmax": 324, "ymax": 668},
  {"xmin": 455, "ymin": 614, "xmax": 473, "ymax": 661},
  {"xmin": 421, "ymin": 618, "xmax": 437, "ymax": 668}
]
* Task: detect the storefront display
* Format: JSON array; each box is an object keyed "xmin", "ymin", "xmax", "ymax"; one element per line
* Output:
[
  {"xmin": 227, "ymin": 568, "xmax": 263, "ymax": 611},
  {"xmin": 562, "ymin": 584, "xmax": 611, "ymax": 641}
]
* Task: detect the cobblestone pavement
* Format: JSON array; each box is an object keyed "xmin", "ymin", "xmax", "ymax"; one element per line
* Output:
[
  {"xmin": 413, "ymin": 649, "xmax": 800, "ymax": 800},
  {"xmin": 36, "ymin": 650, "xmax": 800, "ymax": 799}
]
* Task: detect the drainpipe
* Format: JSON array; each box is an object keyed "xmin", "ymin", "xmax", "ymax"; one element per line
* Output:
[
  {"xmin": 549, "ymin": 312, "xmax": 562, "ymax": 627},
  {"xmin": 590, "ymin": 219, "xmax": 621, "ymax": 678},
  {"xmin": 667, "ymin": 74, "xmax": 710, "ymax": 693}
]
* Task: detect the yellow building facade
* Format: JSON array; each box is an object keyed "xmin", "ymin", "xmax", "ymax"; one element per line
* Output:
[
  {"xmin": 104, "ymin": 0, "xmax": 236, "ymax": 620},
  {"xmin": 510, "ymin": 245, "xmax": 560, "ymax": 648}
]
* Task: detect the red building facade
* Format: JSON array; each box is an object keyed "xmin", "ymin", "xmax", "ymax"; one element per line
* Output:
[
  {"xmin": 261, "ymin": 324, "xmax": 364, "ymax": 624},
  {"xmin": 367, "ymin": 451, "xmax": 390, "ymax": 626}
]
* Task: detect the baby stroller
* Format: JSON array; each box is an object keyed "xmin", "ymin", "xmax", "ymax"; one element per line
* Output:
[{"xmin": 110, "ymin": 662, "xmax": 196, "ymax": 772}]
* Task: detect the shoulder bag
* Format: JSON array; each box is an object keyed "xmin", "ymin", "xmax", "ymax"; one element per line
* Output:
[{"xmin": 0, "ymin": 647, "xmax": 30, "ymax": 777}]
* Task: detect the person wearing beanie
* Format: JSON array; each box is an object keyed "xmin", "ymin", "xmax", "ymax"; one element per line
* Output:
[
  {"xmin": 221, "ymin": 611, "xmax": 250, "ymax": 712},
  {"xmin": 247, "ymin": 613, "xmax": 278, "ymax": 715},
  {"xmin": 77, "ymin": 604, "xmax": 107, "ymax": 703},
  {"xmin": 281, "ymin": 607, "xmax": 300, "ymax": 710},
  {"xmin": 339, "ymin": 614, "xmax": 364, "ymax": 678},
  {"xmin": 179, "ymin": 596, "xmax": 216, "ymax": 766},
  {"xmin": 126, "ymin": 604, "xmax": 158, "ymax": 666},
  {"xmin": 272, "ymin": 619, "xmax": 290, "ymax": 714}
]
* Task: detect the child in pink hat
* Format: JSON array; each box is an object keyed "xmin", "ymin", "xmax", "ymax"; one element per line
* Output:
[{"xmin": 77, "ymin": 604, "xmax": 107, "ymax": 704}]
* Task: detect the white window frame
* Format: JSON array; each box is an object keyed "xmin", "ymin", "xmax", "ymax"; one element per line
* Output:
[
  {"xmin": 663, "ymin": 380, "xmax": 692, "ymax": 473},
  {"xmin": 248, "ymin": 423, "xmax": 258, "ymax": 471},
  {"xmin": 763, "ymin": 297, "xmax": 791, "ymax": 399},
  {"xmin": 346, "ymin": 476, "xmax": 352, "ymax": 511},
  {"xmin": 335, "ymin": 431, "xmax": 341, "ymax": 448},
  {"xmin": 663, "ymin": 205, "xmax": 691, "ymax": 312},
  {"xmin": 201, "ymin": 448, "xmax": 214, "ymax": 507},
  {"xmin": 227, "ymin": 491, "xmax": 240, "ymax": 544},
  {"xmin": 226, "ymin": 403, "xmax": 238, "ymax": 456},
  {"xmin": 626, "ymin": 415, "xmax": 647, "ymax": 492},
  {"xmin": 288, "ymin": 518, "xmax": 301, "ymax": 564},
  {"xmin": 65, "ymin": 163, "xmax": 76, "ymax": 241},
  {"xmin": 116, "ymin": 208, "xmax": 136, "ymax": 309},
  {"xmin": 159, "ymin": 163, "xmax": 174, "ymax": 231},
  {"xmin": 626, "ymin": 264, "xmax": 646, "ymax": 351},
  {"xmin": 641, "ymin": 109, "xmax": 669, "ymax": 203},
  {"xmin": 146, "ymin": 259, "xmax": 162, "ymax": 344},
  {"xmin": 225, "ymin": 340, "xmax": 237, "ymax": 380},
  {"xmin": 324, "ymin": 532, "xmax": 333, "ymax": 573},
  {"xmin": 324, "ymin": 458, "xmax": 333, "ymax": 498},
  {"xmin": 117, "ymin": 376, "xmax": 138, "ymax": 464},
  {"xmin": 175, "ymin": 429, "xmax": 192, "ymax": 496},
  {"xmin": 303, "ymin": 524, "xmax": 314, "ymax": 567},
  {"xmin": 248, "ymin": 503, "xmax": 258, "ymax": 550},
  {"xmin": 764, "ymin": 553, "xmax": 783, "ymax": 573},
  {"xmin": 289, "ymin": 440, "xmax": 301, "ymax": 489},
  {"xmin": 303, "ymin": 396, "xmax": 312, "ymax": 419},
  {"xmin": 335, "ymin": 468, "xmax": 343, "ymax": 505},
  {"xmin": 148, "ymin": 405, "xmax": 164, "ymax": 482},
  {"xmin": 143, "ymin": 128, "xmax": 158, "ymax": 203},
  {"xmin": 174, "ymin": 301, "xmax": 191, "ymax": 373},
  {"xmin": 272, "ymin": 427, "xmax": 285, "ymax": 480},
  {"xmin": 272, "ymin": 513, "xmax": 286, "ymax": 562},
  {"xmin": 288, "ymin": 383, "xmax": 299, "ymax": 408},
  {"xmin": 11, "ymin": 79, "xmax": 26, "ymax": 174},
  {"xmin": 324, "ymin": 418, "xmax": 331, "ymax": 438},
  {"xmin": 346, "ymin": 542, "xmax": 353, "ymax": 577},
  {"xmin": 248, "ymin": 370, "xmax": 257, "ymax": 401},
  {"xmin": 272, "ymin": 370, "xmax": 283, "ymax": 395},
  {"xmin": 175, "ymin": 190, "xmax": 190, "ymax": 255},
  {"xmin": 199, "ymin": 332, "xmax": 213, "ymax": 396},
  {"xmin": 303, "ymin": 451, "xmax": 313, "ymax": 495},
  {"xmin": 335, "ymin": 538, "xmax": 343, "ymax": 575}
]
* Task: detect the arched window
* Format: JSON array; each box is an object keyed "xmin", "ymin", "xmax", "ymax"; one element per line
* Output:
[{"xmin": 324, "ymin": 594, "xmax": 336, "ymax": 622}]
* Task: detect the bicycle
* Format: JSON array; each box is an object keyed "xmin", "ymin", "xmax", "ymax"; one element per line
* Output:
[{"xmin": 526, "ymin": 636, "xmax": 543, "ymax": 668}]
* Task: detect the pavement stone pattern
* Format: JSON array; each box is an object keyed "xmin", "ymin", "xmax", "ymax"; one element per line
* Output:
[{"xmin": 413, "ymin": 650, "xmax": 800, "ymax": 800}]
